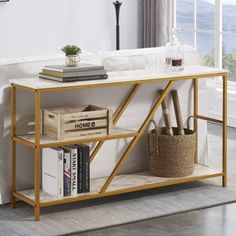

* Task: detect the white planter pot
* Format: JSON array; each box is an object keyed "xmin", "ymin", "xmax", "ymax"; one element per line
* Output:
[{"xmin": 65, "ymin": 54, "xmax": 80, "ymax": 67}]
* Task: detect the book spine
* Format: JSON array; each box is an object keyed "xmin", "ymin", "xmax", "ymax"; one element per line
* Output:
[
  {"xmin": 77, "ymin": 147, "xmax": 83, "ymax": 194},
  {"xmin": 39, "ymin": 75, "xmax": 63, "ymax": 82},
  {"xmin": 58, "ymin": 150, "xmax": 64, "ymax": 197},
  {"xmin": 79, "ymin": 144, "xmax": 90, "ymax": 193},
  {"xmin": 70, "ymin": 148, "xmax": 78, "ymax": 196},
  {"xmin": 84, "ymin": 145, "xmax": 90, "ymax": 193},
  {"xmin": 64, "ymin": 152, "xmax": 71, "ymax": 197},
  {"xmin": 76, "ymin": 74, "xmax": 108, "ymax": 81},
  {"xmin": 81, "ymin": 146, "xmax": 86, "ymax": 193},
  {"xmin": 42, "ymin": 69, "xmax": 107, "ymax": 78},
  {"xmin": 39, "ymin": 74, "xmax": 108, "ymax": 82},
  {"xmin": 42, "ymin": 148, "xmax": 58, "ymax": 196},
  {"xmin": 44, "ymin": 65, "xmax": 104, "ymax": 73}
]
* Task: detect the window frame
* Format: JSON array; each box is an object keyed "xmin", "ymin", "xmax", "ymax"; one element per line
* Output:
[
  {"xmin": 174, "ymin": 0, "xmax": 236, "ymax": 88},
  {"xmin": 174, "ymin": 0, "xmax": 236, "ymax": 127}
]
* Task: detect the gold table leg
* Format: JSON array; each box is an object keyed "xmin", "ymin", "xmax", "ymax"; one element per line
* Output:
[
  {"xmin": 100, "ymin": 81, "xmax": 174, "ymax": 193},
  {"xmin": 194, "ymin": 78, "xmax": 198, "ymax": 164},
  {"xmin": 89, "ymin": 84, "xmax": 141, "ymax": 163},
  {"xmin": 34, "ymin": 90, "xmax": 41, "ymax": 221},
  {"xmin": 222, "ymin": 74, "xmax": 228, "ymax": 187},
  {"xmin": 11, "ymin": 85, "xmax": 16, "ymax": 208}
]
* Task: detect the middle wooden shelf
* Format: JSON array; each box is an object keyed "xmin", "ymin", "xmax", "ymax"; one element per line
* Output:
[{"xmin": 13, "ymin": 126, "xmax": 138, "ymax": 148}]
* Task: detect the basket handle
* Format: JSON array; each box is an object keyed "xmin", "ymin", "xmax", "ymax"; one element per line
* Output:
[
  {"xmin": 149, "ymin": 120, "xmax": 159, "ymax": 135},
  {"xmin": 187, "ymin": 116, "xmax": 198, "ymax": 131}
]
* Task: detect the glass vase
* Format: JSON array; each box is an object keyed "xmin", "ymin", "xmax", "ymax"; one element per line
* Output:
[{"xmin": 165, "ymin": 29, "xmax": 184, "ymax": 72}]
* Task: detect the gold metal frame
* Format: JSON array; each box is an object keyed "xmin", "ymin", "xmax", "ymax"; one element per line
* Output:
[
  {"xmin": 11, "ymin": 86, "xmax": 16, "ymax": 209},
  {"xmin": 89, "ymin": 84, "xmax": 141, "ymax": 163},
  {"xmin": 100, "ymin": 81, "xmax": 174, "ymax": 193},
  {"xmin": 10, "ymin": 72, "xmax": 228, "ymax": 221}
]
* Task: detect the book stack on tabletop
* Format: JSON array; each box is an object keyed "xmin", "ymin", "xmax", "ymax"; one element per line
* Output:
[
  {"xmin": 39, "ymin": 63, "xmax": 108, "ymax": 82},
  {"xmin": 42, "ymin": 144, "xmax": 90, "ymax": 197}
]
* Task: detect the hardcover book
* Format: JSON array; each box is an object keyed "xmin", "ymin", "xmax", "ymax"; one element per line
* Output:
[
  {"xmin": 44, "ymin": 64, "xmax": 104, "ymax": 73},
  {"xmin": 77, "ymin": 146, "xmax": 83, "ymax": 194},
  {"xmin": 39, "ymin": 73, "xmax": 108, "ymax": 82},
  {"xmin": 62, "ymin": 149, "xmax": 71, "ymax": 197},
  {"xmin": 42, "ymin": 148, "xmax": 64, "ymax": 197},
  {"xmin": 42, "ymin": 69, "xmax": 107, "ymax": 78},
  {"xmin": 77, "ymin": 144, "xmax": 90, "ymax": 193},
  {"xmin": 64, "ymin": 145, "xmax": 78, "ymax": 196}
]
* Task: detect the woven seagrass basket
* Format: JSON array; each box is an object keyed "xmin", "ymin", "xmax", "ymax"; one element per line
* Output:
[{"xmin": 147, "ymin": 116, "xmax": 196, "ymax": 177}]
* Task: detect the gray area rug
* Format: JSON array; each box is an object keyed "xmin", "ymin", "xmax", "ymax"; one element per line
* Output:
[{"xmin": 1, "ymin": 182, "xmax": 236, "ymax": 236}]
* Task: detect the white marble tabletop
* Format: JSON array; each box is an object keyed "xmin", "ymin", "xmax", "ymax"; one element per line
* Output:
[{"xmin": 10, "ymin": 66, "xmax": 228, "ymax": 90}]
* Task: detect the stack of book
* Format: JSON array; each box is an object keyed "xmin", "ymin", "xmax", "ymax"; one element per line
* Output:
[
  {"xmin": 39, "ymin": 64, "xmax": 108, "ymax": 82},
  {"xmin": 42, "ymin": 144, "xmax": 90, "ymax": 197}
]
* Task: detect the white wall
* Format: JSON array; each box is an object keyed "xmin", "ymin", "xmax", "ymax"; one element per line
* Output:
[
  {"xmin": 0, "ymin": 0, "xmax": 140, "ymax": 60},
  {"xmin": 0, "ymin": 0, "xmax": 142, "ymax": 204}
]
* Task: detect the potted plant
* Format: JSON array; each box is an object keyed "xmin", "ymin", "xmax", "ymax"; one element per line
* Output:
[{"xmin": 61, "ymin": 44, "xmax": 81, "ymax": 67}]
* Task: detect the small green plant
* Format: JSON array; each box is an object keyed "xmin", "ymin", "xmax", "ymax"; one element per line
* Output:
[{"xmin": 61, "ymin": 45, "xmax": 81, "ymax": 56}]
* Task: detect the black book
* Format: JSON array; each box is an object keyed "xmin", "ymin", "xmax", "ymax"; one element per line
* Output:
[
  {"xmin": 77, "ymin": 146, "xmax": 83, "ymax": 194},
  {"xmin": 77, "ymin": 144, "xmax": 90, "ymax": 193},
  {"xmin": 39, "ymin": 73, "xmax": 108, "ymax": 82}
]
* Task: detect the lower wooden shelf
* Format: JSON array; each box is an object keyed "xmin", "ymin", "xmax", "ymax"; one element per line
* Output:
[{"xmin": 15, "ymin": 164, "xmax": 223, "ymax": 207}]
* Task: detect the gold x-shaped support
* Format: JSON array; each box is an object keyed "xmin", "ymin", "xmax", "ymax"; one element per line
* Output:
[
  {"xmin": 89, "ymin": 84, "xmax": 141, "ymax": 163},
  {"xmin": 100, "ymin": 81, "xmax": 174, "ymax": 193},
  {"xmin": 89, "ymin": 81, "xmax": 174, "ymax": 193}
]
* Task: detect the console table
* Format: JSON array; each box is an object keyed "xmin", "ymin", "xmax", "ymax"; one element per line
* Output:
[{"xmin": 10, "ymin": 66, "xmax": 228, "ymax": 221}]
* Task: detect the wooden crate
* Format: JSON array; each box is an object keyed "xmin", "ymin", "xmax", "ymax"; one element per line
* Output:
[{"xmin": 43, "ymin": 105, "xmax": 113, "ymax": 140}]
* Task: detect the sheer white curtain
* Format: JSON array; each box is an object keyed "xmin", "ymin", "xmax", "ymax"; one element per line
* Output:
[{"xmin": 142, "ymin": 0, "xmax": 173, "ymax": 47}]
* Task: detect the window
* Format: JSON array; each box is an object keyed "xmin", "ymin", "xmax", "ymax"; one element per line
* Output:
[
  {"xmin": 222, "ymin": 0, "xmax": 236, "ymax": 82},
  {"xmin": 175, "ymin": 0, "xmax": 236, "ymax": 82}
]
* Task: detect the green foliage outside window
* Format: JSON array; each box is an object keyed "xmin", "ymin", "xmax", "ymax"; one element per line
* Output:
[{"xmin": 201, "ymin": 45, "xmax": 236, "ymax": 81}]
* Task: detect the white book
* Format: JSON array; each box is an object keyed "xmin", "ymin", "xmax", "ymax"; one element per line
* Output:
[
  {"xmin": 64, "ymin": 145, "xmax": 78, "ymax": 196},
  {"xmin": 42, "ymin": 148, "xmax": 64, "ymax": 197},
  {"xmin": 44, "ymin": 64, "xmax": 104, "ymax": 72}
]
